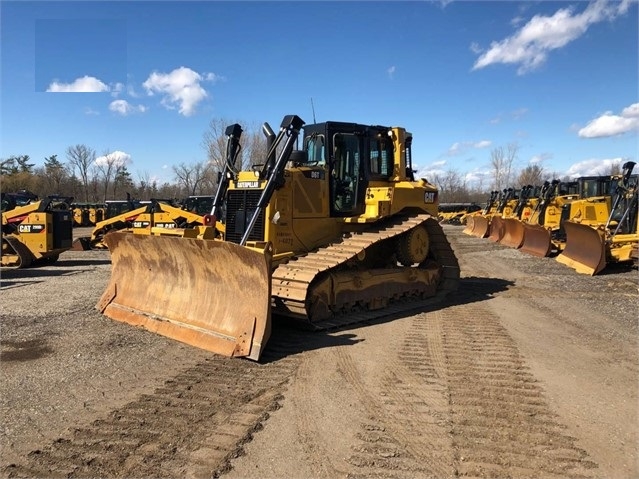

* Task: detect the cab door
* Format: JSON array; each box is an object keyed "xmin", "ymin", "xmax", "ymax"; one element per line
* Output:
[{"xmin": 331, "ymin": 133, "xmax": 363, "ymax": 216}]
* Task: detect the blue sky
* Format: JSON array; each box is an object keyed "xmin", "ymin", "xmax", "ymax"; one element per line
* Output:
[{"xmin": 1, "ymin": 0, "xmax": 637, "ymax": 187}]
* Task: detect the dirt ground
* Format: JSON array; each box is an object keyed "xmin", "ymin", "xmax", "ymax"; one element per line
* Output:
[{"xmin": 1, "ymin": 225, "xmax": 637, "ymax": 478}]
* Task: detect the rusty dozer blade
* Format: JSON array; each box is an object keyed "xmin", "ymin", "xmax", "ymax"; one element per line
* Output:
[
  {"xmin": 500, "ymin": 218, "xmax": 526, "ymax": 248},
  {"xmin": 471, "ymin": 215, "xmax": 491, "ymax": 238},
  {"xmin": 462, "ymin": 215, "xmax": 475, "ymax": 235},
  {"xmin": 96, "ymin": 232, "xmax": 272, "ymax": 361},
  {"xmin": 556, "ymin": 221, "xmax": 607, "ymax": 275},
  {"xmin": 520, "ymin": 224, "xmax": 552, "ymax": 257},
  {"xmin": 488, "ymin": 216, "xmax": 505, "ymax": 242},
  {"xmin": 70, "ymin": 236, "xmax": 92, "ymax": 251}
]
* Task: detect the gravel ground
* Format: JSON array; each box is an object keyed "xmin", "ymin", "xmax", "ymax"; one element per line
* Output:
[{"xmin": 1, "ymin": 224, "xmax": 637, "ymax": 478}]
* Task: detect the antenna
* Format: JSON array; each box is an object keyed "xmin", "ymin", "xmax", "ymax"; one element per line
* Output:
[{"xmin": 310, "ymin": 97, "xmax": 317, "ymax": 123}]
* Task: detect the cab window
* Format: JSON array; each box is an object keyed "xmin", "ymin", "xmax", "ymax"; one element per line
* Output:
[
  {"xmin": 369, "ymin": 137, "xmax": 393, "ymax": 178},
  {"xmin": 304, "ymin": 134, "xmax": 326, "ymax": 166}
]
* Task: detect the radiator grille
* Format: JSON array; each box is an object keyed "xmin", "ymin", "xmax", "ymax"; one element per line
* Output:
[{"xmin": 225, "ymin": 190, "xmax": 265, "ymax": 244}]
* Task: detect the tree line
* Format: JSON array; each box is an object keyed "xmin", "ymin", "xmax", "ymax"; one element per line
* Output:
[
  {"xmin": 0, "ymin": 119, "xmax": 270, "ymax": 203},
  {"xmin": 430, "ymin": 142, "xmax": 625, "ymax": 204},
  {"xmin": 1, "ymin": 122, "xmax": 625, "ymax": 205}
]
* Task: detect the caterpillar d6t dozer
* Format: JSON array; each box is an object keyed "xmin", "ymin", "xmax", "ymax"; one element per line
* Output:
[
  {"xmin": 520, "ymin": 180, "xmax": 580, "ymax": 257},
  {"xmin": 438, "ymin": 203, "xmax": 481, "ymax": 225},
  {"xmin": 557, "ymin": 162, "xmax": 638, "ymax": 275},
  {"xmin": 97, "ymin": 115, "xmax": 460, "ymax": 360},
  {"xmin": 499, "ymin": 185, "xmax": 536, "ymax": 248},
  {"xmin": 463, "ymin": 190, "xmax": 499, "ymax": 237},
  {"xmin": 487, "ymin": 188, "xmax": 517, "ymax": 243},
  {"xmin": 1, "ymin": 196, "xmax": 73, "ymax": 268}
]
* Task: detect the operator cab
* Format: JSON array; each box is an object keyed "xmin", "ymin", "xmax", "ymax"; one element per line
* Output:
[{"xmin": 301, "ymin": 122, "xmax": 398, "ymax": 217}]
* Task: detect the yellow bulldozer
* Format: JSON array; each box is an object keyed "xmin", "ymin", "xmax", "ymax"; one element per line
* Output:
[
  {"xmin": 520, "ymin": 176, "xmax": 625, "ymax": 258},
  {"xmin": 96, "ymin": 115, "xmax": 460, "ymax": 360},
  {"xmin": 485, "ymin": 188, "xmax": 519, "ymax": 243},
  {"xmin": 557, "ymin": 161, "xmax": 638, "ymax": 275},
  {"xmin": 498, "ymin": 184, "xmax": 538, "ymax": 248},
  {"xmin": 463, "ymin": 190, "xmax": 499, "ymax": 237},
  {"xmin": 1, "ymin": 195, "xmax": 74, "ymax": 268},
  {"xmin": 72, "ymin": 203, "xmax": 106, "ymax": 226},
  {"xmin": 438, "ymin": 203, "xmax": 481, "ymax": 225},
  {"xmin": 73, "ymin": 198, "xmax": 208, "ymax": 249},
  {"xmin": 519, "ymin": 179, "xmax": 581, "ymax": 257}
]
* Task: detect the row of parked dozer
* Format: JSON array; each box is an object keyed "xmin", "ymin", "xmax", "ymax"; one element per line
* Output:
[
  {"xmin": 1, "ymin": 189, "xmax": 216, "ymax": 267},
  {"xmin": 463, "ymin": 161, "xmax": 638, "ymax": 275},
  {"xmin": 70, "ymin": 195, "xmax": 214, "ymax": 250},
  {"xmin": 93, "ymin": 115, "xmax": 461, "ymax": 361},
  {"xmin": 438, "ymin": 202, "xmax": 482, "ymax": 225}
]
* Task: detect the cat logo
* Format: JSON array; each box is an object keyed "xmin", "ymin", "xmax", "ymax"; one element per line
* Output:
[
  {"xmin": 18, "ymin": 224, "xmax": 45, "ymax": 233},
  {"xmin": 424, "ymin": 192, "xmax": 437, "ymax": 204}
]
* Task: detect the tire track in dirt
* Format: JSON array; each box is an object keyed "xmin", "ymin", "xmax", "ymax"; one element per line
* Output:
[
  {"xmin": 3, "ymin": 349, "xmax": 300, "ymax": 479},
  {"xmin": 334, "ymin": 332, "xmax": 455, "ymax": 479},
  {"xmin": 440, "ymin": 301, "xmax": 599, "ymax": 478}
]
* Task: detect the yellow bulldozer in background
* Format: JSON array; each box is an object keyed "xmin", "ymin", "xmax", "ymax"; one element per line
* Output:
[
  {"xmin": 96, "ymin": 115, "xmax": 460, "ymax": 360},
  {"xmin": 519, "ymin": 179, "xmax": 581, "ymax": 257},
  {"xmin": 438, "ymin": 202, "xmax": 481, "ymax": 225},
  {"xmin": 1, "ymin": 195, "xmax": 73, "ymax": 268},
  {"xmin": 485, "ymin": 188, "xmax": 519, "ymax": 242},
  {"xmin": 557, "ymin": 161, "xmax": 638, "ymax": 275},
  {"xmin": 72, "ymin": 203, "xmax": 106, "ymax": 227},
  {"xmin": 73, "ymin": 198, "xmax": 208, "ymax": 249},
  {"xmin": 498, "ymin": 184, "xmax": 538, "ymax": 248},
  {"xmin": 463, "ymin": 190, "xmax": 499, "ymax": 237},
  {"xmin": 520, "ymin": 175, "xmax": 625, "ymax": 258}
]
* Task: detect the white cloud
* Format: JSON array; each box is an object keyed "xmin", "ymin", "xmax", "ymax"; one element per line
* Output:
[
  {"xmin": 84, "ymin": 107, "xmax": 100, "ymax": 116},
  {"xmin": 578, "ymin": 102, "xmax": 639, "ymax": 138},
  {"xmin": 529, "ymin": 152, "xmax": 553, "ymax": 164},
  {"xmin": 127, "ymin": 84, "xmax": 140, "ymax": 98},
  {"xmin": 489, "ymin": 108, "xmax": 528, "ymax": 125},
  {"xmin": 566, "ymin": 157, "xmax": 625, "ymax": 177},
  {"xmin": 109, "ymin": 99, "xmax": 147, "ymax": 116},
  {"xmin": 387, "ymin": 66, "xmax": 396, "ymax": 79},
  {"xmin": 463, "ymin": 169, "xmax": 492, "ymax": 185},
  {"xmin": 469, "ymin": 42, "xmax": 482, "ymax": 55},
  {"xmin": 472, "ymin": 0, "xmax": 631, "ymax": 74},
  {"xmin": 447, "ymin": 142, "xmax": 462, "ymax": 155},
  {"xmin": 95, "ymin": 150, "xmax": 132, "ymax": 168},
  {"xmin": 46, "ymin": 75, "xmax": 109, "ymax": 92},
  {"xmin": 142, "ymin": 66, "xmax": 217, "ymax": 116},
  {"xmin": 111, "ymin": 82, "xmax": 125, "ymax": 97},
  {"xmin": 416, "ymin": 165, "xmax": 447, "ymax": 181},
  {"xmin": 447, "ymin": 140, "xmax": 492, "ymax": 156}
]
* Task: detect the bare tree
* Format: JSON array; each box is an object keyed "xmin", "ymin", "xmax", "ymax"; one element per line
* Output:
[
  {"xmin": 95, "ymin": 150, "xmax": 117, "ymax": 202},
  {"xmin": 173, "ymin": 161, "xmax": 212, "ymax": 196},
  {"xmin": 517, "ymin": 164, "xmax": 545, "ymax": 187},
  {"xmin": 202, "ymin": 118, "xmax": 269, "ymax": 176},
  {"xmin": 434, "ymin": 169, "xmax": 469, "ymax": 203},
  {"xmin": 608, "ymin": 160, "xmax": 623, "ymax": 176},
  {"xmin": 66, "ymin": 144, "xmax": 95, "ymax": 202},
  {"xmin": 202, "ymin": 118, "xmax": 231, "ymax": 174},
  {"xmin": 490, "ymin": 142, "xmax": 519, "ymax": 190}
]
